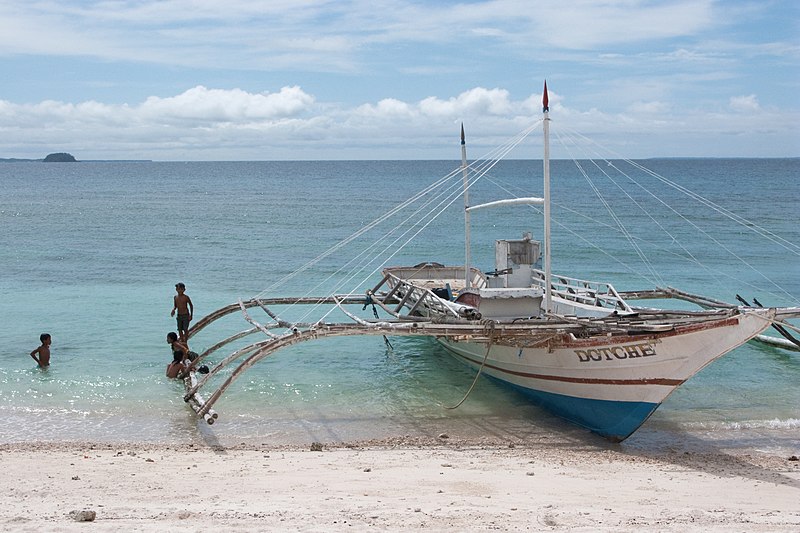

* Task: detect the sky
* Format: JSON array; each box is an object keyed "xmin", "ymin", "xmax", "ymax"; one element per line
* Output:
[{"xmin": 0, "ymin": 0, "xmax": 798, "ymax": 160}]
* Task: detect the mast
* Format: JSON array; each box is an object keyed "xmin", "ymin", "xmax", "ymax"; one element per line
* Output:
[
  {"xmin": 461, "ymin": 123, "xmax": 471, "ymax": 289},
  {"xmin": 542, "ymin": 81, "xmax": 552, "ymax": 312}
]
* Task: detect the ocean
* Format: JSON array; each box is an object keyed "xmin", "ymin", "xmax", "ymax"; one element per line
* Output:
[{"xmin": 1, "ymin": 156, "xmax": 798, "ymax": 454}]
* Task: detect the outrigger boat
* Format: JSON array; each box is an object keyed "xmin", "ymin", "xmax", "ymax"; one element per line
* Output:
[{"xmin": 180, "ymin": 82, "xmax": 800, "ymax": 441}]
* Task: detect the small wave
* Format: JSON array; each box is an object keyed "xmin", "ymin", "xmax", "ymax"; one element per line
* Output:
[
  {"xmin": 680, "ymin": 417, "xmax": 800, "ymax": 431},
  {"xmin": 720, "ymin": 418, "xmax": 800, "ymax": 431}
]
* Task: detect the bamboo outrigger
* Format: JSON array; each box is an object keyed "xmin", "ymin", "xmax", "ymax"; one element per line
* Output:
[{"xmin": 179, "ymin": 286, "xmax": 800, "ymax": 430}]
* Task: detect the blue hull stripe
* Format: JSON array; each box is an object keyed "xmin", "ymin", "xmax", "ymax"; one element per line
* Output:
[{"xmin": 502, "ymin": 378, "xmax": 660, "ymax": 441}]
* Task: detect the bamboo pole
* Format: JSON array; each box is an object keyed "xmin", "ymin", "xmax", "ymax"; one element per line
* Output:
[
  {"xmin": 365, "ymin": 290, "xmax": 403, "ymax": 318},
  {"xmin": 191, "ymin": 326, "xmax": 260, "ymax": 366},
  {"xmin": 754, "ymin": 334, "xmax": 800, "ymax": 351},
  {"xmin": 188, "ymin": 295, "xmax": 376, "ymax": 338},
  {"xmin": 370, "ymin": 273, "xmax": 391, "ymax": 295},
  {"xmin": 176, "ymin": 289, "xmax": 793, "ymax": 422},
  {"xmin": 183, "ymin": 371, "xmax": 217, "ymax": 424},
  {"xmin": 183, "ymin": 339, "xmax": 272, "ymax": 401}
]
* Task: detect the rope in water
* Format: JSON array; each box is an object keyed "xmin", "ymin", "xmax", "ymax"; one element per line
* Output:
[{"xmin": 445, "ymin": 320, "xmax": 495, "ymax": 410}]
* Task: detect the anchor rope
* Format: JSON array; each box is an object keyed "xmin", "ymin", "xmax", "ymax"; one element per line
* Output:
[{"xmin": 445, "ymin": 320, "xmax": 495, "ymax": 410}]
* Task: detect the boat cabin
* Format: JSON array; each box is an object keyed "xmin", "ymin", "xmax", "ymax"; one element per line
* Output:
[{"xmin": 456, "ymin": 233, "xmax": 545, "ymax": 320}]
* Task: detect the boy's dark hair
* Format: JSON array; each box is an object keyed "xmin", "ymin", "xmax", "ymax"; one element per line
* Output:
[
  {"xmin": 167, "ymin": 332, "xmax": 178, "ymax": 342},
  {"xmin": 40, "ymin": 333, "xmax": 51, "ymax": 342},
  {"xmin": 175, "ymin": 282, "xmax": 186, "ymax": 289}
]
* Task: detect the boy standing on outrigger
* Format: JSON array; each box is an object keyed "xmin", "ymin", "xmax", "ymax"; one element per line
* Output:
[{"xmin": 171, "ymin": 282, "xmax": 194, "ymax": 343}]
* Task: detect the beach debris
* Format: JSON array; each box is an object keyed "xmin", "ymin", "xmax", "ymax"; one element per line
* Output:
[
  {"xmin": 310, "ymin": 442, "xmax": 323, "ymax": 452},
  {"xmin": 69, "ymin": 509, "xmax": 96, "ymax": 522},
  {"xmin": 438, "ymin": 433, "xmax": 449, "ymax": 440},
  {"xmin": 789, "ymin": 455, "xmax": 799, "ymax": 461},
  {"xmin": 71, "ymin": 476, "xmax": 80, "ymax": 480}
]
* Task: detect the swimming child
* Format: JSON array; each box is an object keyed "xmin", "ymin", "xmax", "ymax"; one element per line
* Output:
[{"xmin": 29, "ymin": 333, "xmax": 52, "ymax": 368}]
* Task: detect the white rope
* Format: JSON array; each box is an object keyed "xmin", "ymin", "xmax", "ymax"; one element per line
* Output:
[
  {"xmin": 565, "ymin": 129, "xmax": 800, "ymax": 256},
  {"xmin": 251, "ymin": 121, "xmax": 540, "ymax": 327},
  {"xmin": 554, "ymin": 127, "xmax": 665, "ymax": 287},
  {"xmin": 314, "ymin": 123, "xmax": 540, "ymax": 322},
  {"xmin": 283, "ymin": 122, "xmax": 539, "ymax": 324},
  {"xmin": 244, "ymin": 118, "xmax": 797, "ymax": 331},
  {"xmin": 554, "ymin": 124, "xmax": 799, "ymax": 304},
  {"xmin": 481, "ymin": 151, "xmax": 798, "ymax": 306}
]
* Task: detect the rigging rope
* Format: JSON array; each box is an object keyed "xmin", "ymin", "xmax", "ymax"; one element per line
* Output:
[
  {"xmin": 564, "ymin": 129, "xmax": 800, "ymax": 256},
  {"xmin": 484, "ymin": 170, "xmax": 798, "ymax": 305},
  {"xmin": 247, "ymin": 121, "xmax": 541, "ymax": 330},
  {"xmin": 554, "ymin": 128, "xmax": 666, "ymax": 287},
  {"xmin": 559, "ymin": 126, "xmax": 799, "ymax": 302},
  {"xmin": 241, "ymin": 117, "xmax": 797, "ymax": 332},
  {"xmin": 300, "ymin": 122, "xmax": 541, "ymax": 324}
]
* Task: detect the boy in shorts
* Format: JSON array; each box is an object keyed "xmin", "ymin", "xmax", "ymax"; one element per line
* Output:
[{"xmin": 171, "ymin": 283, "xmax": 194, "ymax": 343}]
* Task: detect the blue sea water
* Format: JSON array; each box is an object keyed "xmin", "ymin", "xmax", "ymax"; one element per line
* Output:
[{"xmin": 0, "ymin": 156, "xmax": 798, "ymax": 454}]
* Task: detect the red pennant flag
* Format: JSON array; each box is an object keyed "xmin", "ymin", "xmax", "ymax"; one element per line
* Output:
[{"xmin": 543, "ymin": 81, "xmax": 549, "ymax": 112}]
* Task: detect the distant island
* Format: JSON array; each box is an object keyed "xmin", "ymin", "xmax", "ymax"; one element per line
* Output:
[
  {"xmin": 43, "ymin": 152, "xmax": 77, "ymax": 162},
  {"xmin": 0, "ymin": 152, "xmax": 77, "ymax": 162},
  {"xmin": 1, "ymin": 153, "xmax": 152, "ymax": 163}
]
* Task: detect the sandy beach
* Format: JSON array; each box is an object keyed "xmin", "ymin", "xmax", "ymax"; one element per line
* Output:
[{"xmin": 2, "ymin": 436, "xmax": 798, "ymax": 532}]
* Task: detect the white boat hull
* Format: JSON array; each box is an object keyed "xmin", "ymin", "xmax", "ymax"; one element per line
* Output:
[{"xmin": 436, "ymin": 309, "xmax": 773, "ymax": 440}]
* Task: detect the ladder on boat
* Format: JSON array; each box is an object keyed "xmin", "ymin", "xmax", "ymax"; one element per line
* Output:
[{"xmin": 367, "ymin": 271, "xmax": 470, "ymax": 320}]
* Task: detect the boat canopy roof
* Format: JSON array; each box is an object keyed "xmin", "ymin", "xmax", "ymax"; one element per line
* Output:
[{"xmin": 466, "ymin": 197, "xmax": 544, "ymax": 212}]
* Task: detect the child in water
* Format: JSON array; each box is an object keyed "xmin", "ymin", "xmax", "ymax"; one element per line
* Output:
[
  {"xmin": 29, "ymin": 333, "xmax": 51, "ymax": 368},
  {"xmin": 166, "ymin": 331, "xmax": 188, "ymax": 379}
]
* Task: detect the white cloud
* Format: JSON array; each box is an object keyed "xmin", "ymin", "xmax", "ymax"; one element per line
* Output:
[
  {"xmin": 356, "ymin": 98, "xmax": 413, "ymax": 118},
  {"xmin": 139, "ymin": 86, "xmax": 315, "ymax": 124},
  {"xmin": 418, "ymin": 88, "xmax": 513, "ymax": 117},
  {"xmin": 1, "ymin": 85, "xmax": 796, "ymax": 160},
  {"xmin": 729, "ymin": 94, "xmax": 760, "ymax": 112}
]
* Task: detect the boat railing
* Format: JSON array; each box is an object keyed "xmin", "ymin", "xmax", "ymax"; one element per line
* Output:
[{"xmin": 532, "ymin": 269, "xmax": 633, "ymax": 313}]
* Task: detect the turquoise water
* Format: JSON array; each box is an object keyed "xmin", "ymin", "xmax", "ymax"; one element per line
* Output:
[{"xmin": 1, "ymin": 155, "xmax": 798, "ymax": 453}]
